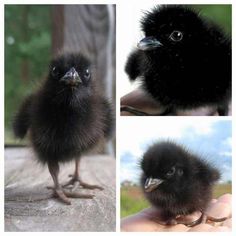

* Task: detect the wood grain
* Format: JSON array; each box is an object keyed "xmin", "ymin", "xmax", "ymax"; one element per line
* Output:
[{"xmin": 5, "ymin": 147, "xmax": 116, "ymax": 232}]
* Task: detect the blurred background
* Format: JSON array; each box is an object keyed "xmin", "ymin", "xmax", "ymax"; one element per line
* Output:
[
  {"xmin": 5, "ymin": 5, "xmax": 116, "ymax": 147},
  {"xmin": 120, "ymin": 118, "xmax": 232, "ymax": 218},
  {"xmin": 117, "ymin": 4, "xmax": 232, "ymax": 99}
]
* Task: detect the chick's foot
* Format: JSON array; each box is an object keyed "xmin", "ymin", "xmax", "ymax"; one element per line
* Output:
[
  {"xmin": 47, "ymin": 186, "xmax": 94, "ymax": 205},
  {"xmin": 63, "ymin": 174, "xmax": 104, "ymax": 191}
]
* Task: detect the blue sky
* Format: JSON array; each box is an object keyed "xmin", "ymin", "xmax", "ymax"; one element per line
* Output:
[{"xmin": 120, "ymin": 119, "xmax": 232, "ymax": 184}]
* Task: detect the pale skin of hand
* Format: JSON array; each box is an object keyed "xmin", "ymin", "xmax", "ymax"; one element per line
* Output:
[
  {"xmin": 121, "ymin": 194, "xmax": 231, "ymax": 232},
  {"xmin": 120, "ymin": 89, "xmax": 220, "ymax": 116}
]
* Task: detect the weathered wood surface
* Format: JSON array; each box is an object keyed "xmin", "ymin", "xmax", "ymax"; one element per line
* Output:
[{"xmin": 5, "ymin": 147, "xmax": 116, "ymax": 232}]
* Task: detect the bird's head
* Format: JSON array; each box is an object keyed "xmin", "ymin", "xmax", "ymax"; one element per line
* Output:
[
  {"xmin": 140, "ymin": 142, "xmax": 193, "ymax": 194},
  {"xmin": 136, "ymin": 5, "xmax": 224, "ymax": 106},
  {"xmin": 48, "ymin": 53, "xmax": 93, "ymax": 92},
  {"xmin": 139, "ymin": 6, "xmax": 206, "ymax": 54}
]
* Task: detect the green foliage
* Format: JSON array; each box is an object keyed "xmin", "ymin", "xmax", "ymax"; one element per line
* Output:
[
  {"xmin": 213, "ymin": 183, "xmax": 232, "ymax": 197},
  {"xmin": 121, "ymin": 186, "xmax": 149, "ymax": 218},
  {"xmin": 190, "ymin": 5, "xmax": 232, "ymax": 34},
  {"xmin": 5, "ymin": 5, "xmax": 51, "ymax": 142}
]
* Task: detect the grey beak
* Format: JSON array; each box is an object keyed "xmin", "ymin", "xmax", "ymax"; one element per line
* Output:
[
  {"xmin": 144, "ymin": 178, "xmax": 163, "ymax": 192},
  {"xmin": 61, "ymin": 67, "xmax": 82, "ymax": 83},
  {"xmin": 137, "ymin": 37, "xmax": 163, "ymax": 51}
]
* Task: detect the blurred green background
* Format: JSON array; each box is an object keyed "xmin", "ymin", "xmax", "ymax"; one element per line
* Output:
[
  {"xmin": 5, "ymin": 5, "xmax": 51, "ymax": 144},
  {"xmin": 190, "ymin": 5, "xmax": 232, "ymax": 34}
]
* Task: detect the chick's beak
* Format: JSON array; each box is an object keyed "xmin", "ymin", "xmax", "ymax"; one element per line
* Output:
[
  {"xmin": 137, "ymin": 36, "xmax": 163, "ymax": 51},
  {"xmin": 61, "ymin": 67, "xmax": 82, "ymax": 85},
  {"xmin": 144, "ymin": 178, "xmax": 163, "ymax": 192}
]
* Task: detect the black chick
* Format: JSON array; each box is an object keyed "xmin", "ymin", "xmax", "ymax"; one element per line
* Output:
[
  {"xmin": 125, "ymin": 5, "xmax": 231, "ymax": 116},
  {"xmin": 140, "ymin": 141, "xmax": 220, "ymax": 225},
  {"xmin": 13, "ymin": 53, "xmax": 114, "ymax": 205}
]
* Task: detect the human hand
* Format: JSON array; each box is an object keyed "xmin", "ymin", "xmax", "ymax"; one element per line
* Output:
[
  {"xmin": 120, "ymin": 89, "xmax": 220, "ymax": 116},
  {"xmin": 121, "ymin": 89, "xmax": 164, "ymax": 116},
  {"xmin": 121, "ymin": 194, "xmax": 231, "ymax": 232}
]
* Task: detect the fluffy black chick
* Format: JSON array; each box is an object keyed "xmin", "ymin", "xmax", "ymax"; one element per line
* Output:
[
  {"xmin": 125, "ymin": 5, "xmax": 231, "ymax": 116},
  {"xmin": 13, "ymin": 53, "xmax": 114, "ymax": 205},
  {"xmin": 140, "ymin": 141, "xmax": 220, "ymax": 225}
]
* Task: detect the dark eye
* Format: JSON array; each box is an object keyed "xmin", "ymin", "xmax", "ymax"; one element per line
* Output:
[
  {"xmin": 169, "ymin": 31, "xmax": 183, "ymax": 42},
  {"xmin": 84, "ymin": 69, "xmax": 90, "ymax": 80},
  {"xmin": 166, "ymin": 166, "xmax": 176, "ymax": 177},
  {"xmin": 51, "ymin": 66, "xmax": 59, "ymax": 77},
  {"xmin": 177, "ymin": 169, "xmax": 183, "ymax": 176}
]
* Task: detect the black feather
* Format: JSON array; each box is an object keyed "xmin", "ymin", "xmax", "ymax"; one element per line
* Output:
[
  {"xmin": 13, "ymin": 94, "xmax": 34, "ymax": 139},
  {"xmin": 125, "ymin": 5, "xmax": 231, "ymax": 115},
  {"xmin": 13, "ymin": 53, "xmax": 114, "ymax": 163},
  {"xmin": 140, "ymin": 141, "xmax": 220, "ymax": 221}
]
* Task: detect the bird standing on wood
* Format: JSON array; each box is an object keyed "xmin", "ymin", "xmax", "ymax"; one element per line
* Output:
[
  {"xmin": 13, "ymin": 53, "xmax": 114, "ymax": 205},
  {"xmin": 140, "ymin": 141, "xmax": 221, "ymax": 225},
  {"xmin": 125, "ymin": 5, "xmax": 231, "ymax": 115}
]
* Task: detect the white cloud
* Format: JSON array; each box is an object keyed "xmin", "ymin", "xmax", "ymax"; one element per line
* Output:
[
  {"xmin": 219, "ymin": 164, "xmax": 232, "ymax": 183},
  {"xmin": 120, "ymin": 167, "xmax": 140, "ymax": 183},
  {"xmin": 219, "ymin": 151, "xmax": 232, "ymax": 157},
  {"xmin": 222, "ymin": 137, "xmax": 232, "ymax": 148},
  {"xmin": 119, "ymin": 118, "xmax": 216, "ymax": 159}
]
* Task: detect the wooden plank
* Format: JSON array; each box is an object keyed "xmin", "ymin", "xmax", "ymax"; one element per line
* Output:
[{"xmin": 5, "ymin": 147, "xmax": 116, "ymax": 232}]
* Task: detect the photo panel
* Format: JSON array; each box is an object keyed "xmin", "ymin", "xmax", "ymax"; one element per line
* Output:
[{"xmin": 5, "ymin": 4, "xmax": 116, "ymax": 232}]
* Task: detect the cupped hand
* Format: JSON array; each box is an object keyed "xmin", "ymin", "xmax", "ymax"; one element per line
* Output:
[{"xmin": 121, "ymin": 194, "xmax": 231, "ymax": 232}]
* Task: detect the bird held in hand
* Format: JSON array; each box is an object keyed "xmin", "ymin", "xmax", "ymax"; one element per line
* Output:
[
  {"xmin": 13, "ymin": 53, "xmax": 114, "ymax": 205},
  {"xmin": 140, "ymin": 141, "xmax": 220, "ymax": 225},
  {"xmin": 125, "ymin": 5, "xmax": 231, "ymax": 115}
]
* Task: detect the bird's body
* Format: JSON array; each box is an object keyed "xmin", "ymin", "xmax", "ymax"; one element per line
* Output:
[
  {"xmin": 125, "ymin": 5, "xmax": 231, "ymax": 115},
  {"xmin": 28, "ymin": 84, "xmax": 112, "ymax": 163},
  {"xmin": 13, "ymin": 53, "xmax": 114, "ymax": 204},
  {"xmin": 140, "ymin": 141, "xmax": 220, "ymax": 224}
]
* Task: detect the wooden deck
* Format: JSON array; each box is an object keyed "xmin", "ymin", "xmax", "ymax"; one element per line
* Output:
[{"xmin": 5, "ymin": 147, "xmax": 116, "ymax": 232}]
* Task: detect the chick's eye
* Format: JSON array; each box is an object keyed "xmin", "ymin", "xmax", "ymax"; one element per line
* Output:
[
  {"xmin": 177, "ymin": 169, "xmax": 183, "ymax": 176},
  {"xmin": 170, "ymin": 30, "xmax": 183, "ymax": 42},
  {"xmin": 51, "ymin": 66, "xmax": 58, "ymax": 76},
  {"xmin": 84, "ymin": 69, "xmax": 90, "ymax": 79},
  {"xmin": 166, "ymin": 166, "xmax": 176, "ymax": 177}
]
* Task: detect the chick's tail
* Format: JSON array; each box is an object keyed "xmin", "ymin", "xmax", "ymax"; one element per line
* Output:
[{"xmin": 13, "ymin": 95, "xmax": 33, "ymax": 139}]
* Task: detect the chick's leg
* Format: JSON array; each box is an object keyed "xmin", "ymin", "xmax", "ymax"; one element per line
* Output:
[
  {"xmin": 48, "ymin": 160, "xmax": 94, "ymax": 205},
  {"xmin": 63, "ymin": 159, "xmax": 104, "ymax": 190}
]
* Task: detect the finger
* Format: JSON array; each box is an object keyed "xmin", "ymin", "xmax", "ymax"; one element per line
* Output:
[
  {"xmin": 121, "ymin": 89, "xmax": 164, "ymax": 114},
  {"xmin": 222, "ymin": 218, "xmax": 232, "ymax": 228},
  {"xmin": 164, "ymin": 224, "xmax": 189, "ymax": 232},
  {"xmin": 176, "ymin": 107, "xmax": 218, "ymax": 116},
  {"xmin": 121, "ymin": 214, "xmax": 165, "ymax": 232},
  {"xmin": 205, "ymin": 201, "xmax": 231, "ymax": 222},
  {"xmin": 217, "ymin": 193, "xmax": 232, "ymax": 204},
  {"xmin": 208, "ymin": 226, "xmax": 231, "ymax": 232},
  {"xmin": 188, "ymin": 223, "xmax": 213, "ymax": 232}
]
